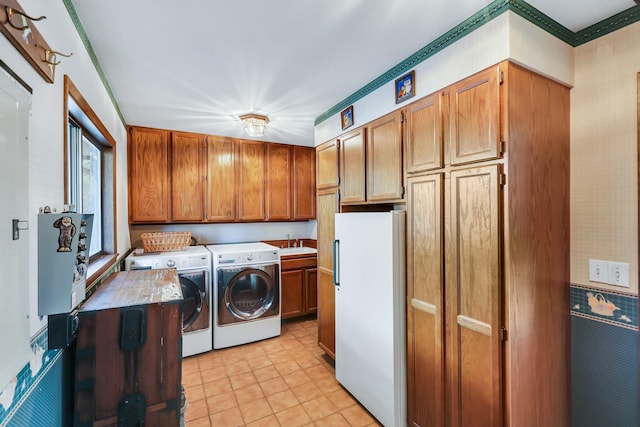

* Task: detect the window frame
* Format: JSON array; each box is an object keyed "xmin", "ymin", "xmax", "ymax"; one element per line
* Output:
[{"xmin": 63, "ymin": 75, "xmax": 118, "ymax": 287}]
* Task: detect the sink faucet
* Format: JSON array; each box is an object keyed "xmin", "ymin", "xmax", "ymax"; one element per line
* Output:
[{"xmin": 286, "ymin": 234, "xmax": 290, "ymax": 248}]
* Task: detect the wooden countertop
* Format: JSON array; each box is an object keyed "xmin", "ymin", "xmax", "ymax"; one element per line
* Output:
[{"xmin": 80, "ymin": 269, "xmax": 182, "ymax": 312}]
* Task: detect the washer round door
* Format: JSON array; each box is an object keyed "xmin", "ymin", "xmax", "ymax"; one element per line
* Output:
[
  {"xmin": 181, "ymin": 276, "xmax": 202, "ymax": 330},
  {"xmin": 218, "ymin": 265, "xmax": 279, "ymax": 325}
]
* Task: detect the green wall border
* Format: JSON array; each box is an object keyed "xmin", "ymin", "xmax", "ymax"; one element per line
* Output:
[
  {"xmin": 59, "ymin": 0, "xmax": 640, "ymax": 129},
  {"xmin": 315, "ymin": 0, "xmax": 640, "ymax": 126}
]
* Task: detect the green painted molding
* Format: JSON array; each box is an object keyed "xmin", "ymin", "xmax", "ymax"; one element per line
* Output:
[
  {"xmin": 315, "ymin": 0, "xmax": 640, "ymax": 126},
  {"xmin": 574, "ymin": 5, "xmax": 640, "ymax": 46},
  {"xmin": 62, "ymin": 0, "xmax": 127, "ymax": 127}
]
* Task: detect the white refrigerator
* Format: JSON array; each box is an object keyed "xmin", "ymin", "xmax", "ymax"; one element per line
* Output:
[{"xmin": 334, "ymin": 211, "xmax": 406, "ymax": 427}]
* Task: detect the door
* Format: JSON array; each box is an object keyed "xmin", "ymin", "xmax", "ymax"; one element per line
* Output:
[
  {"xmin": 316, "ymin": 188, "xmax": 339, "ymax": 358},
  {"xmin": 180, "ymin": 269, "xmax": 209, "ymax": 333},
  {"xmin": 292, "ymin": 146, "xmax": 316, "ymax": 219},
  {"xmin": 366, "ymin": 111, "xmax": 403, "ymax": 201},
  {"xmin": 0, "ymin": 66, "xmax": 31, "ymax": 390},
  {"xmin": 171, "ymin": 132, "xmax": 205, "ymax": 222},
  {"xmin": 237, "ymin": 140, "xmax": 266, "ymax": 221},
  {"xmin": 406, "ymin": 173, "xmax": 444, "ymax": 427},
  {"xmin": 339, "ymin": 128, "xmax": 366, "ymax": 203},
  {"xmin": 448, "ymin": 165, "xmax": 503, "ymax": 427},
  {"xmin": 128, "ymin": 127, "xmax": 170, "ymax": 222},
  {"xmin": 406, "ymin": 92, "xmax": 443, "ymax": 173},
  {"xmin": 334, "ymin": 211, "xmax": 406, "ymax": 427},
  {"xmin": 206, "ymin": 135, "xmax": 236, "ymax": 221},
  {"xmin": 450, "ymin": 66, "xmax": 502, "ymax": 165},
  {"xmin": 266, "ymin": 143, "xmax": 292, "ymax": 220},
  {"xmin": 217, "ymin": 264, "xmax": 279, "ymax": 324}
]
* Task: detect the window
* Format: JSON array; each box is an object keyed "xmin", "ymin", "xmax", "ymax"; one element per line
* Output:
[{"xmin": 64, "ymin": 76, "xmax": 117, "ymax": 284}]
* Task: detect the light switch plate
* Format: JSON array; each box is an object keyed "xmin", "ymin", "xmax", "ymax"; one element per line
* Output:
[
  {"xmin": 608, "ymin": 262, "xmax": 629, "ymax": 287},
  {"xmin": 588, "ymin": 259, "xmax": 609, "ymax": 284}
]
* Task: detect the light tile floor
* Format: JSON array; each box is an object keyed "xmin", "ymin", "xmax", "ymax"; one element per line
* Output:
[{"xmin": 182, "ymin": 317, "xmax": 382, "ymax": 427}]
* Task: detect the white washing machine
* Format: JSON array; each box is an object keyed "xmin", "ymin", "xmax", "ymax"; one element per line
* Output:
[
  {"xmin": 207, "ymin": 242, "xmax": 281, "ymax": 349},
  {"xmin": 124, "ymin": 245, "xmax": 212, "ymax": 357}
]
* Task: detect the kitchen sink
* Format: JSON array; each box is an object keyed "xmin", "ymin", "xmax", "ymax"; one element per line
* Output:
[{"xmin": 278, "ymin": 246, "xmax": 317, "ymax": 256}]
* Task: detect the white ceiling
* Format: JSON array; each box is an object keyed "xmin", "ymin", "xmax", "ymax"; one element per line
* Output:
[{"xmin": 70, "ymin": 0, "xmax": 636, "ymax": 146}]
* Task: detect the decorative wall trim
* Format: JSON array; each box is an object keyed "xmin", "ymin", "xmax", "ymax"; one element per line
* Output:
[
  {"xmin": 61, "ymin": 0, "xmax": 126, "ymax": 127},
  {"xmin": 315, "ymin": 1, "xmax": 640, "ymax": 126},
  {"xmin": 570, "ymin": 283, "xmax": 638, "ymax": 331}
]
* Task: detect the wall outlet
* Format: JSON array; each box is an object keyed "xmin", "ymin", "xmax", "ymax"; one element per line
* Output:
[
  {"xmin": 588, "ymin": 259, "xmax": 609, "ymax": 284},
  {"xmin": 608, "ymin": 262, "xmax": 629, "ymax": 287}
]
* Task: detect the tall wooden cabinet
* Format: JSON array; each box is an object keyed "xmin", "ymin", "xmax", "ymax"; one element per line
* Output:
[
  {"xmin": 316, "ymin": 139, "xmax": 339, "ymax": 358},
  {"xmin": 406, "ymin": 61, "xmax": 570, "ymax": 427}
]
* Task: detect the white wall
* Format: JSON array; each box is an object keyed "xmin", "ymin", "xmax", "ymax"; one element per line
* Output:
[
  {"xmin": 0, "ymin": 0, "xmax": 129, "ymax": 335},
  {"xmin": 315, "ymin": 12, "xmax": 574, "ymax": 146}
]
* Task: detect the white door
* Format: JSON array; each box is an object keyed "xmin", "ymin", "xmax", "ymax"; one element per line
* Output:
[
  {"xmin": 334, "ymin": 211, "xmax": 406, "ymax": 427},
  {"xmin": 0, "ymin": 66, "xmax": 31, "ymax": 390}
]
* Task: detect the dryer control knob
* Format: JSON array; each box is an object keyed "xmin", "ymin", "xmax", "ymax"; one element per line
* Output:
[
  {"xmin": 246, "ymin": 254, "xmax": 254, "ymax": 261},
  {"xmin": 167, "ymin": 259, "xmax": 176, "ymax": 268}
]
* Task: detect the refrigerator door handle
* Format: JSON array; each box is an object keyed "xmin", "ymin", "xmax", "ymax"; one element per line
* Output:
[{"xmin": 333, "ymin": 239, "xmax": 339, "ymax": 287}]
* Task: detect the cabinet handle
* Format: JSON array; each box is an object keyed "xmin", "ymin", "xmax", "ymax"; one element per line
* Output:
[
  {"xmin": 411, "ymin": 298, "xmax": 436, "ymax": 315},
  {"xmin": 457, "ymin": 315, "xmax": 492, "ymax": 336}
]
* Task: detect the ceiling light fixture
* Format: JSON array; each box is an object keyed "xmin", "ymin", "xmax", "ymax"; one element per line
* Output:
[{"xmin": 239, "ymin": 113, "xmax": 269, "ymax": 137}]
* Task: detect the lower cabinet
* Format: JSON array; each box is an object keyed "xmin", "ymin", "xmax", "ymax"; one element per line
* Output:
[{"xmin": 281, "ymin": 255, "xmax": 317, "ymax": 319}]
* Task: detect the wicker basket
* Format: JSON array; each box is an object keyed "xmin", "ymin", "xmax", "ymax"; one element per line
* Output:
[{"xmin": 140, "ymin": 232, "xmax": 192, "ymax": 252}]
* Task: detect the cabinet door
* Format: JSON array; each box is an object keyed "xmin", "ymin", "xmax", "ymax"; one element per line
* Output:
[
  {"xmin": 238, "ymin": 140, "xmax": 266, "ymax": 221},
  {"xmin": 281, "ymin": 269, "xmax": 304, "ymax": 319},
  {"xmin": 450, "ymin": 66, "xmax": 501, "ymax": 165},
  {"xmin": 266, "ymin": 143, "xmax": 292, "ymax": 220},
  {"xmin": 206, "ymin": 135, "xmax": 236, "ymax": 222},
  {"xmin": 340, "ymin": 128, "xmax": 366, "ymax": 204},
  {"xmin": 406, "ymin": 173, "xmax": 444, "ymax": 427},
  {"xmin": 406, "ymin": 93, "xmax": 443, "ymax": 173},
  {"xmin": 128, "ymin": 127, "xmax": 170, "ymax": 222},
  {"xmin": 171, "ymin": 132, "xmax": 205, "ymax": 222},
  {"xmin": 304, "ymin": 267, "xmax": 318, "ymax": 314},
  {"xmin": 316, "ymin": 139, "xmax": 339, "ymax": 190},
  {"xmin": 317, "ymin": 269, "xmax": 335, "ymax": 359},
  {"xmin": 317, "ymin": 188, "xmax": 338, "ymax": 358},
  {"xmin": 293, "ymin": 146, "xmax": 316, "ymax": 219},
  {"xmin": 366, "ymin": 111, "xmax": 403, "ymax": 201},
  {"xmin": 447, "ymin": 164, "xmax": 502, "ymax": 427}
]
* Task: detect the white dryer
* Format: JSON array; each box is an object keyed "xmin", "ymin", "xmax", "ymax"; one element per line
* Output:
[
  {"xmin": 207, "ymin": 242, "xmax": 281, "ymax": 349},
  {"xmin": 124, "ymin": 245, "xmax": 212, "ymax": 357}
]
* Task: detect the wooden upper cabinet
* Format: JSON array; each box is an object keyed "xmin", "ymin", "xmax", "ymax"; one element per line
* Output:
[
  {"xmin": 171, "ymin": 132, "xmax": 205, "ymax": 222},
  {"xmin": 366, "ymin": 111, "xmax": 403, "ymax": 201},
  {"xmin": 128, "ymin": 127, "xmax": 170, "ymax": 223},
  {"xmin": 450, "ymin": 65, "xmax": 502, "ymax": 165},
  {"xmin": 406, "ymin": 92, "xmax": 443, "ymax": 173},
  {"xmin": 292, "ymin": 146, "xmax": 316, "ymax": 219},
  {"xmin": 339, "ymin": 128, "xmax": 366, "ymax": 203},
  {"xmin": 266, "ymin": 143, "xmax": 292, "ymax": 220},
  {"xmin": 237, "ymin": 139, "xmax": 266, "ymax": 221},
  {"xmin": 205, "ymin": 135, "xmax": 237, "ymax": 222},
  {"xmin": 316, "ymin": 139, "xmax": 339, "ymax": 190}
]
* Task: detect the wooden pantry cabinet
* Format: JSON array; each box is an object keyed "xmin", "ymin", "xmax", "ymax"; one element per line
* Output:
[
  {"xmin": 128, "ymin": 126, "xmax": 315, "ymax": 223},
  {"xmin": 406, "ymin": 61, "xmax": 570, "ymax": 427},
  {"xmin": 315, "ymin": 138, "xmax": 340, "ymax": 359}
]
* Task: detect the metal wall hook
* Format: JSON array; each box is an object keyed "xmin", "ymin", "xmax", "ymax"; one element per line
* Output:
[
  {"xmin": 43, "ymin": 49, "xmax": 72, "ymax": 66},
  {"xmin": 5, "ymin": 6, "xmax": 46, "ymax": 31}
]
